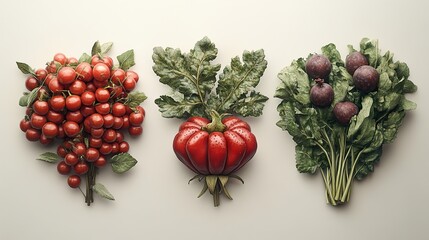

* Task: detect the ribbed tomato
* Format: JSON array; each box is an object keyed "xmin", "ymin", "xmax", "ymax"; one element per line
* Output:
[{"xmin": 173, "ymin": 115, "xmax": 257, "ymax": 176}]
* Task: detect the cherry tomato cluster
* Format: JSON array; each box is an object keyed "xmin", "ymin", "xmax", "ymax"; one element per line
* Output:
[{"xmin": 19, "ymin": 52, "xmax": 145, "ymax": 189}]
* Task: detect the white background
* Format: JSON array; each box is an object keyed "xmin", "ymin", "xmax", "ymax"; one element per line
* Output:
[{"xmin": 1, "ymin": 0, "xmax": 428, "ymax": 239}]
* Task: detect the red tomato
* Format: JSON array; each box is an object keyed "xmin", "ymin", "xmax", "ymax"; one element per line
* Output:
[
  {"xmin": 173, "ymin": 115, "xmax": 257, "ymax": 175},
  {"xmin": 57, "ymin": 67, "xmax": 76, "ymax": 85},
  {"xmin": 75, "ymin": 62, "xmax": 93, "ymax": 82},
  {"xmin": 92, "ymin": 63, "xmax": 110, "ymax": 82}
]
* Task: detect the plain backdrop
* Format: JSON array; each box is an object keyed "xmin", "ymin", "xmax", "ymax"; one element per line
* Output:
[{"xmin": 0, "ymin": 0, "xmax": 428, "ymax": 239}]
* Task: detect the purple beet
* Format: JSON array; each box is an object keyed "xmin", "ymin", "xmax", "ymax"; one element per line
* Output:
[
  {"xmin": 333, "ymin": 101, "xmax": 359, "ymax": 125},
  {"xmin": 353, "ymin": 65, "xmax": 379, "ymax": 93},
  {"xmin": 345, "ymin": 52, "xmax": 368, "ymax": 75},
  {"xmin": 310, "ymin": 79, "xmax": 334, "ymax": 108},
  {"xmin": 306, "ymin": 54, "xmax": 332, "ymax": 80}
]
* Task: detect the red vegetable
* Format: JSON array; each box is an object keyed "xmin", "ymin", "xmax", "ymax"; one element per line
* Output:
[{"xmin": 173, "ymin": 111, "xmax": 257, "ymax": 206}]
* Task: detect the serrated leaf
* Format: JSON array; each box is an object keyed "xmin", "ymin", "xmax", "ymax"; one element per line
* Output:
[
  {"xmin": 19, "ymin": 92, "xmax": 29, "ymax": 107},
  {"xmin": 91, "ymin": 41, "xmax": 101, "ymax": 56},
  {"xmin": 401, "ymin": 98, "xmax": 417, "ymax": 111},
  {"xmin": 360, "ymin": 38, "xmax": 380, "ymax": 67},
  {"xmin": 110, "ymin": 153, "xmax": 137, "ymax": 174},
  {"xmin": 216, "ymin": 49, "xmax": 267, "ymax": 115},
  {"xmin": 403, "ymin": 79, "xmax": 417, "ymax": 93},
  {"xmin": 125, "ymin": 91, "xmax": 147, "ymax": 109},
  {"xmin": 231, "ymin": 91, "xmax": 268, "ymax": 117},
  {"xmin": 275, "ymin": 61, "xmax": 310, "ymax": 105},
  {"xmin": 117, "ymin": 50, "xmax": 135, "ymax": 71},
  {"xmin": 79, "ymin": 53, "xmax": 91, "ymax": 63},
  {"xmin": 348, "ymin": 96, "xmax": 373, "ymax": 138},
  {"xmin": 92, "ymin": 183, "xmax": 115, "ymax": 200},
  {"xmin": 321, "ymin": 43, "xmax": 342, "ymax": 64},
  {"xmin": 154, "ymin": 95, "xmax": 198, "ymax": 118},
  {"xmin": 295, "ymin": 145, "xmax": 320, "ymax": 174},
  {"xmin": 36, "ymin": 152, "xmax": 60, "ymax": 163},
  {"xmin": 16, "ymin": 62, "xmax": 35, "ymax": 75},
  {"xmin": 101, "ymin": 42, "xmax": 113, "ymax": 55}
]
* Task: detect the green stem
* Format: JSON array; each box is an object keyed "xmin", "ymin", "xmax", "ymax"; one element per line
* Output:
[
  {"xmin": 320, "ymin": 169, "xmax": 336, "ymax": 205},
  {"xmin": 202, "ymin": 110, "xmax": 226, "ymax": 132},
  {"xmin": 341, "ymin": 148, "xmax": 365, "ymax": 202}
]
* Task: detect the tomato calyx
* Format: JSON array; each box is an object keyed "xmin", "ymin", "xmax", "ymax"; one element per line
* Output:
[
  {"xmin": 201, "ymin": 110, "xmax": 227, "ymax": 133},
  {"xmin": 189, "ymin": 174, "xmax": 244, "ymax": 207}
]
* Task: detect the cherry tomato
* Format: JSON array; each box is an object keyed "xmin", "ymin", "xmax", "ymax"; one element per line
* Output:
[
  {"xmin": 57, "ymin": 145, "xmax": 68, "ymax": 158},
  {"xmin": 74, "ymin": 161, "xmax": 89, "ymax": 175},
  {"xmin": 112, "ymin": 102, "xmax": 126, "ymax": 117},
  {"xmin": 122, "ymin": 78, "xmax": 136, "ymax": 91},
  {"xmin": 118, "ymin": 141, "xmax": 129, "ymax": 153},
  {"xmin": 57, "ymin": 126, "xmax": 65, "ymax": 138},
  {"xmin": 30, "ymin": 113, "xmax": 47, "ymax": 129},
  {"xmin": 39, "ymin": 134, "xmax": 53, "ymax": 145},
  {"xmin": 67, "ymin": 175, "xmax": 81, "ymax": 188},
  {"xmin": 42, "ymin": 122, "xmax": 59, "ymax": 138},
  {"xmin": 35, "ymin": 69, "xmax": 48, "ymax": 81},
  {"xmin": 95, "ymin": 103, "xmax": 110, "ymax": 115},
  {"xmin": 72, "ymin": 142, "xmax": 86, "ymax": 156},
  {"xmin": 92, "ymin": 63, "xmax": 110, "ymax": 82},
  {"xmin": 125, "ymin": 70, "xmax": 139, "ymax": 83},
  {"xmin": 25, "ymin": 76, "xmax": 39, "ymax": 91},
  {"xmin": 128, "ymin": 126, "xmax": 143, "ymax": 136},
  {"xmin": 94, "ymin": 155, "xmax": 107, "ymax": 168},
  {"xmin": 85, "ymin": 148, "xmax": 100, "ymax": 162},
  {"xmin": 49, "ymin": 95, "xmax": 65, "ymax": 111},
  {"xmin": 44, "ymin": 74, "xmax": 56, "ymax": 86},
  {"xmin": 63, "ymin": 121, "xmax": 80, "ymax": 137},
  {"xmin": 75, "ymin": 62, "xmax": 93, "ymax": 82},
  {"xmin": 66, "ymin": 110, "xmax": 84, "ymax": 123},
  {"xmin": 110, "ymin": 86, "xmax": 123, "ymax": 99},
  {"xmin": 48, "ymin": 78, "xmax": 64, "ymax": 93},
  {"xmin": 46, "ymin": 61, "xmax": 58, "ymax": 73},
  {"xmin": 91, "ymin": 55, "xmax": 113, "ymax": 69},
  {"xmin": 25, "ymin": 128, "xmax": 41, "ymax": 141},
  {"xmin": 86, "ymin": 82, "xmax": 96, "ymax": 92},
  {"xmin": 67, "ymin": 57, "xmax": 78, "ymax": 65},
  {"xmin": 121, "ymin": 115, "xmax": 130, "ymax": 129},
  {"xmin": 47, "ymin": 110, "xmax": 64, "ymax": 124},
  {"xmin": 102, "ymin": 129, "xmax": 116, "ymax": 143},
  {"xmin": 129, "ymin": 112, "xmax": 144, "ymax": 126},
  {"xmin": 81, "ymin": 91, "xmax": 96, "ymax": 106},
  {"xmin": 20, "ymin": 119, "xmax": 31, "ymax": 132},
  {"xmin": 93, "ymin": 80, "xmax": 108, "ymax": 88},
  {"xmin": 111, "ymin": 69, "xmax": 125, "ymax": 85},
  {"xmin": 89, "ymin": 137, "xmax": 102, "ymax": 148},
  {"xmin": 115, "ymin": 131, "xmax": 124, "ymax": 143},
  {"xmin": 80, "ymin": 106, "xmax": 95, "ymax": 117},
  {"xmin": 89, "ymin": 113, "xmax": 104, "ymax": 128},
  {"xmin": 99, "ymin": 143, "xmax": 112, "ymax": 155},
  {"xmin": 69, "ymin": 80, "xmax": 86, "ymax": 95},
  {"xmin": 90, "ymin": 127, "xmax": 105, "ymax": 138},
  {"xmin": 111, "ymin": 142, "xmax": 119, "ymax": 154},
  {"xmin": 53, "ymin": 53, "xmax": 67, "ymax": 66},
  {"xmin": 65, "ymin": 95, "xmax": 81, "ymax": 111},
  {"xmin": 32, "ymin": 100, "xmax": 49, "ymax": 115},
  {"xmin": 57, "ymin": 67, "xmax": 76, "ymax": 85},
  {"xmin": 112, "ymin": 116, "xmax": 123, "ymax": 129},
  {"xmin": 57, "ymin": 161, "xmax": 71, "ymax": 175},
  {"xmin": 65, "ymin": 152, "xmax": 79, "ymax": 166},
  {"xmin": 103, "ymin": 114, "xmax": 114, "ymax": 128},
  {"xmin": 95, "ymin": 88, "xmax": 110, "ymax": 103}
]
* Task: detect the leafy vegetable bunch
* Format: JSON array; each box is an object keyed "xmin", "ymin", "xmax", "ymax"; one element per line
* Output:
[
  {"xmin": 17, "ymin": 41, "xmax": 147, "ymax": 205},
  {"xmin": 275, "ymin": 38, "xmax": 417, "ymax": 206},
  {"xmin": 153, "ymin": 37, "xmax": 268, "ymax": 206}
]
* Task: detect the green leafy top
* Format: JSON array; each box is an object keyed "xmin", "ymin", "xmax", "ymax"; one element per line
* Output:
[
  {"xmin": 153, "ymin": 37, "xmax": 268, "ymax": 119},
  {"xmin": 275, "ymin": 38, "xmax": 417, "ymax": 181}
]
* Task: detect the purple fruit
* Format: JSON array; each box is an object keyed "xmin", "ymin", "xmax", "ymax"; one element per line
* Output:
[
  {"xmin": 306, "ymin": 54, "xmax": 332, "ymax": 80},
  {"xmin": 353, "ymin": 65, "xmax": 379, "ymax": 93},
  {"xmin": 310, "ymin": 79, "xmax": 334, "ymax": 108},
  {"xmin": 333, "ymin": 101, "xmax": 359, "ymax": 125},
  {"xmin": 345, "ymin": 52, "xmax": 368, "ymax": 75}
]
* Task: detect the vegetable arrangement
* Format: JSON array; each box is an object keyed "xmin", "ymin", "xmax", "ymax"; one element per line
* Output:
[
  {"xmin": 153, "ymin": 37, "xmax": 268, "ymax": 206},
  {"xmin": 17, "ymin": 41, "xmax": 147, "ymax": 205},
  {"xmin": 275, "ymin": 38, "xmax": 417, "ymax": 206}
]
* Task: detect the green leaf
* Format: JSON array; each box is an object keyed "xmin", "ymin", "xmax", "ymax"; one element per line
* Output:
[
  {"xmin": 110, "ymin": 153, "xmax": 138, "ymax": 174},
  {"xmin": 353, "ymin": 118, "xmax": 376, "ymax": 147},
  {"xmin": 396, "ymin": 62, "xmax": 410, "ymax": 80},
  {"xmin": 19, "ymin": 92, "xmax": 29, "ymax": 107},
  {"xmin": 321, "ymin": 43, "xmax": 342, "ymax": 64},
  {"xmin": 360, "ymin": 38, "xmax": 379, "ymax": 67},
  {"xmin": 348, "ymin": 96, "xmax": 373, "ymax": 138},
  {"xmin": 91, "ymin": 41, "xmax": 101, "ymax": 56},
  {"xmin": 275, "ymin": 60, "xmax": 310, "ymax": 105},
  {"xmin": 16, "ymin": 62, "xmax": 35, "ymax": 75},
  {"xmin": 401, "ymin": 98, "xmax": 416, "ymax": 111},
  {"xmin": 26, "ymin": 88, "xmax": 39, "ymax": 107},
  {"xmin": 382, "ymin": 111, "xmax": 405, "ymax": 143},
  {"xmin": 355, "ymin": 148, "xmax": 382, "ymax": 180},
  {"xmin": 117, "ymin": 49, "xmax": 135, "ymax": 71},
  {"xmin": 36, "ymin": 152, "xmax": 60, "ymax": 163},
  {"xmin": 155, "ymin": 95, "xmax": 201, "ymax": 118},
  {"xmin": 403, "ymin": 79, "xmax": 417, "ymax": 93},
  {"xmin": 276, "ymin": 101, "xmax": 301, "ymax": 137},
  {"xmin": 125, "ymin": 91, "xmax": 147, "ymax": 109},
  {"xmin": 216, "ymin": 49, "xmax": 268, "ymax": 115},
  {"xmin": 332, "ymin": 67, "xmax": 350, "ymax": 105},
  {"xmin": 92, "ymin": 183, "xmax": 115, "ymax": 201},
  {"xmin": 231, "ymin": 91, "xmax": 268, "ymax": 117},
  {"xmin": 79, "ymin": 53, "xmax": 91, "ymax": 63},
  {"xmin": 295, "ymin": 145, "xmax": 321, "ymax": 174},
  {"xmin": 101, "ymin": 42, "xmax": 113, "ymax": 55}
]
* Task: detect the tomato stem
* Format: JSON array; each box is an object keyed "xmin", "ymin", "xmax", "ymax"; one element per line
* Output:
[{"xmin": 203, "ymin": 110, "xmax": 226, "ymax": 133}]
